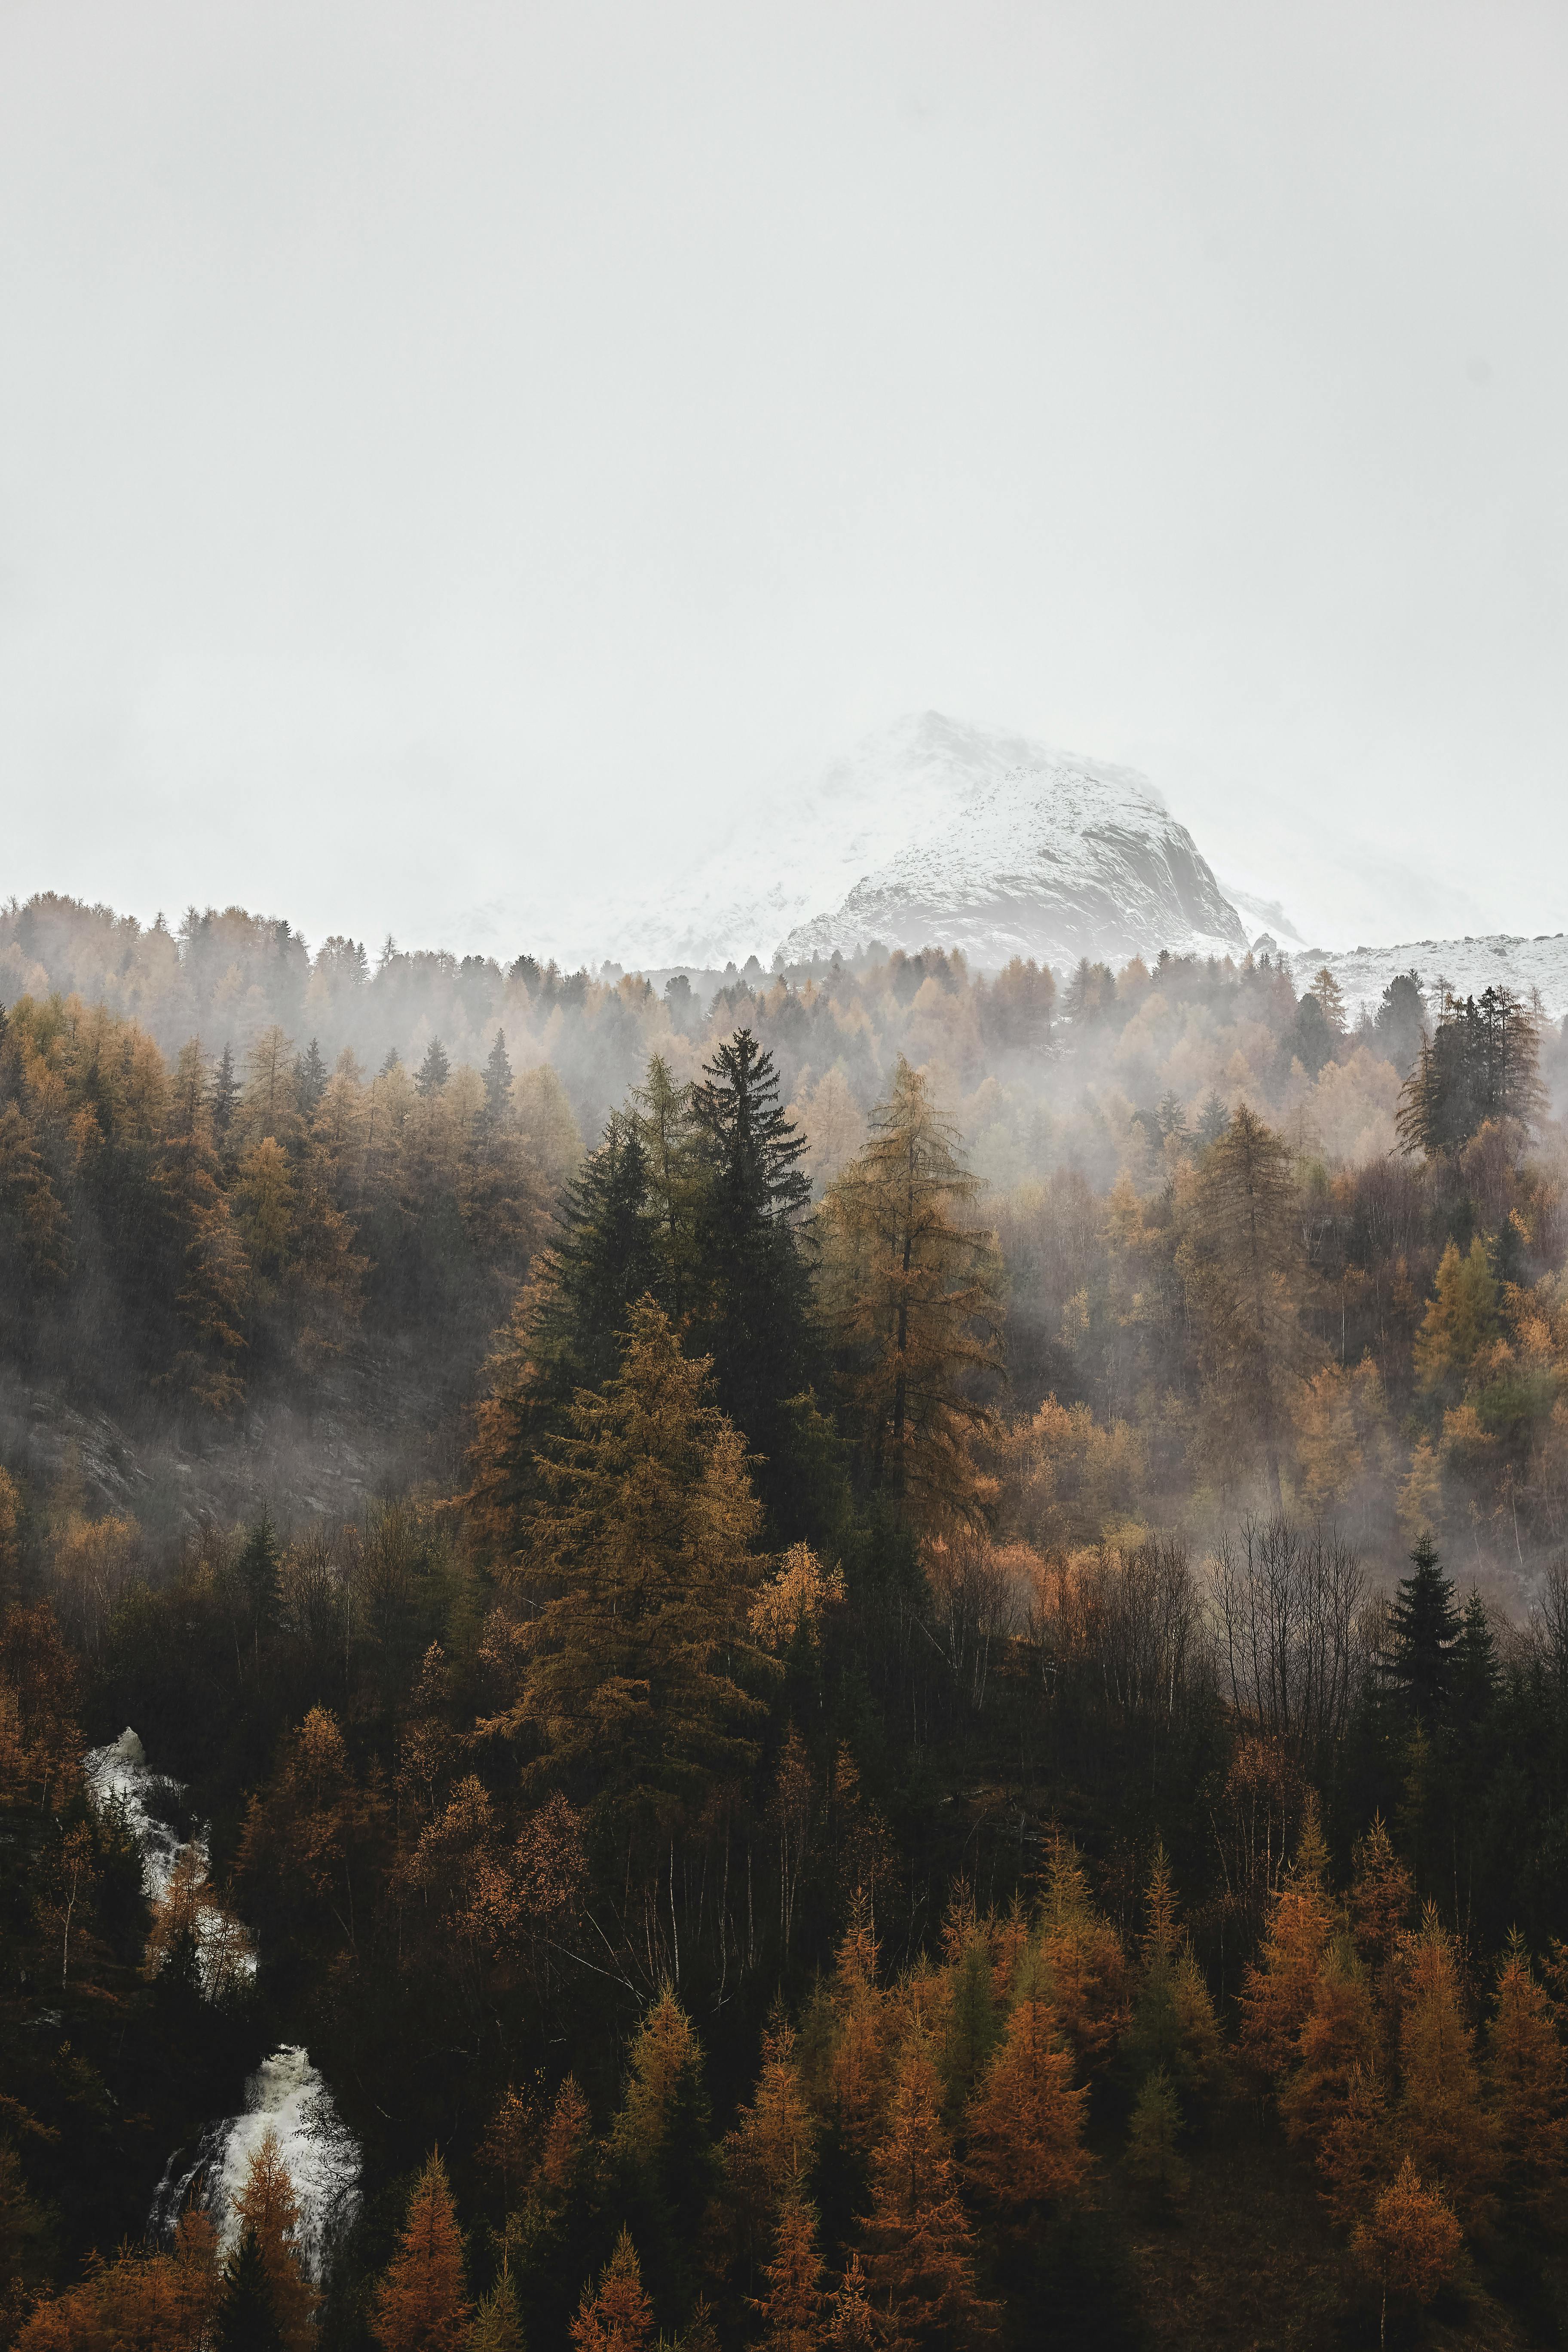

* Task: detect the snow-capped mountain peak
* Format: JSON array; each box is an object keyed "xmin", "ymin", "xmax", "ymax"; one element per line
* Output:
[{"xmin": 595, "ymin": 712, "xmax": 1248, "ymax": 973}]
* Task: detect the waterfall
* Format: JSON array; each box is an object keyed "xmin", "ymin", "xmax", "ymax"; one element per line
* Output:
[{"xmin": 86, "ymin": 1727, "xmax": 361, "ymax": 2277}]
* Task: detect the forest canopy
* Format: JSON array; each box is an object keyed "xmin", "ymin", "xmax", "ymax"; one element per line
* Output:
[{"xmin": 4, "ymin": 894, "xmax": 1568, "ymax": 2348}]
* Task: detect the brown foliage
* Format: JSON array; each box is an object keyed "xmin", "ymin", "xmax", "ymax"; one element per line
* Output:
[{"xmin": 373, "ymin": 2152, "xmax": 472, "ymax": 2352}]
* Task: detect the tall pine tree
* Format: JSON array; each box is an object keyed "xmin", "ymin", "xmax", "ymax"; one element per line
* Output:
[
  {"xmin": 691, "ymin": 1029, "xmax": 816, "ymax": 1507},
  {"xmin": 1382, "ymin": 1537, "xmax": 1460, "ymax": 1725}
]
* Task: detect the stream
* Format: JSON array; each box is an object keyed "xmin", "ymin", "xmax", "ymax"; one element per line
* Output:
[{"xmin": 85, "ymin": 1728, "xmax": 361, "ymax": 2281}]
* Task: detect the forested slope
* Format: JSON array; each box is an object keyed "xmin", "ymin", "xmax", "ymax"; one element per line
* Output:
[{"xmin": 3, "ymin": 904, "xmax": 1568, "ymax": 2347}]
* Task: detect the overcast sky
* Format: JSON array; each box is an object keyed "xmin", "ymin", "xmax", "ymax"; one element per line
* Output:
[{"xmin": 3, "ymin": 0, "xmax": 1565, "ymax": 959}]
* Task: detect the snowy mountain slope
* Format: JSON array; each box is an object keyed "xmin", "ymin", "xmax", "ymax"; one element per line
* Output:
[
  {"xmin": 594, "ymin": 712, "xmax": 1248, "ymax": 973},
  {"xmin": 1290, "ymin": 934, "xmax": 1568, "ymax": 1026}
]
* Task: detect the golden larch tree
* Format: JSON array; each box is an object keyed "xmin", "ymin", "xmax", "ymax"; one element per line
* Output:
[
  {"xmin": 751, "ymin": 2190, "xmax": 824, "ymax": 2352},
  {"xmin": 570, "ymin": 2228, "xmax": 655, "ymax": 2352},
  {"xmin": 963, "ymin": 1962, "xmax": 1091, "ymax": 2225},
  {"xmin": 859, "ymin": 2028, "xmax": 996, "ymax": 2350},
  {"xmin": 1176, "ymin": 1102, "xmax": 1311, "ymax": 1510},
  {"xmin": 1351, "ymin": 2157, "xmax": 1461, "ymax": 2352},
  {"xmin": 1397, "ymin": 1905, "xmax": 1498, "ymax": 2230},
  {"xmin": 518, "ymin": 1301, "xmax": 768, "ymax": 1831},
  {"xmin": 818, "ymin": 1057, "xmax": 1002, "ymax": 1525},
  {"xmin": 373, "ymin": 2152, "xmax": 472, "ymax": 2352},
  {"xmin": 1488, "ymin": 1932, "xmax": 1568, "ymax": 2216},
  {"xmin": 232, "ymin": 2127, "xmax": 318, "ymax": 2351}
]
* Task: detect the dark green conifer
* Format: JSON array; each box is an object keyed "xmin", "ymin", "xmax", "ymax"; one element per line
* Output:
[
  {"xmin": 214, "ymin": 2225, "xmax": 285, "ymax": 2352},
  {"xmin": 1195, "ymin": 1092, "xmax": 1230, "ymax": 1149},
  {"xmin": 210, "ymin": 1043, "xmax": 240, "ymax": 1142},
  {"xmin": 292, "ymin": 1038, "xmax": 327, "ymax": 1120},
  {"xmin": 533, "ymin": 1114, "xmax": 658, "ymax": 1403},
  {"xmin": 1449, "ymin": 1588, "xmax": 1499, "ymax": 1728},
  {"xmin": 483, "ymin": 1029, "xmax": 514, "ymax": 1124},
  {"xmin": 690, "ymin": 1029, "xmax": 815, "ymax": 1494},
  {"xmin": 415, "ymin": 1038, "xmax": 451, "ymax": 1097},
  {"xmin": 1383, "ymin": 1535, "xmax": 1460, "ymax": 1724},
  {"xmin": 235, "ymin": 1515, "xmax": 283, "ymax": 1659}
]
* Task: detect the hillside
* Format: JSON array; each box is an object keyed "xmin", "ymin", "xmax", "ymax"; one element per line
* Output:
[{"xmin": 1290, "ymin": 930, "xmax": 1568, "ymax": 1024}]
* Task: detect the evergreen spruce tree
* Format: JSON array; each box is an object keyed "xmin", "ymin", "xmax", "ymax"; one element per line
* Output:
[
  {"xmin": 1383, "ymin": 1536, "xmax": 1460, "ymax": 1725},
  {"xmin": 464, "ymin": 1115, "xmax": 660, "ymax": 1560},
  {"xmin": 1397, "ymin": 985, "xmax": 1544, "ymax": 1154},
  {"xmin": 210, "ymin": 1042, "xmax": 241, "ymax": 1145},
  {"xmin": 611, "ymin": 1986, "xmax": 720, "ymax": 2303},
  {"xmin": 235, "ymin": 1515, "xmax": 284, "ymax": 1663},
  {"xmin": 214, "ymin": 2226, "xmax": 285, "ymax": 2352},
  {"xmin": 533, "ymin": 1115, "xmax": 659, "ymax": 1402},
  {"xmin": 690, "ymin": 1029, "xmax": 816, "ymax": 1501},
  {"xmin": 1124, "ymin": 2068, "xmax": 1188, "ymax": 2209},
  {"xmin": 483, "ymin": 1029, "xmax": 514, "ymax": 1126},
  {"xmin": 1195, "ymin": 1092, "xmax": 1230, "ymax": 1149},
  {"xmin": 292, "ymin": 1038, "xmax": 328, "ymax": 1121},
  {"xmin": 416, "ymin": 1038, "xmax": 451, "ymax": 1098},
  {"xmin": 1449, "ymin": 1589, "xmax": 1499, "ymax": 1728}
]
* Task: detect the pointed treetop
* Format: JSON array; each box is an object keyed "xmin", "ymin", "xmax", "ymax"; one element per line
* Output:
[
  {"xmin": 415, "ymin": 1038, "xmax": 451, "ymax": 1098},
  {"xmin": 483, "ymin": 1029, "xmax": 514, "ymax": 1121}
]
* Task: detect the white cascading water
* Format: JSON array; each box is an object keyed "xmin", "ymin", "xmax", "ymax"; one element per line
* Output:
[
  {"xmin": 150, "ymin": 2046, "xmax": 361, "ymax": 2280},
  {"xmin": 85, "ymin": 1727, "xmax": 361, "ymax": 2279}
]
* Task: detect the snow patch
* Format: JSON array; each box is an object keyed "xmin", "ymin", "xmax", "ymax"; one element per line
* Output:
[{"xmin": 1289, "ymin": 934, "xmax": 1568, "ymax": 1026}]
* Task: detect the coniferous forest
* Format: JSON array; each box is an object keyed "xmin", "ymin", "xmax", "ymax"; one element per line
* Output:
[{"xmin": 7, "ymin": 894, "xmax": 1568, "ymax": 2349}]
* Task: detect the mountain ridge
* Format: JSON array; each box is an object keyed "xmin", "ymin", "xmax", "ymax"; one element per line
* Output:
[{"xmin": 591, "ymin": 711, "xmax": 1249, "ymax": 974}]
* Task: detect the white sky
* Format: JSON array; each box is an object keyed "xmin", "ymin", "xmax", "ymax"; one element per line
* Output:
[{"xmin": 2, "ymin": 0, "xmax": 1565, "ymax": 959}]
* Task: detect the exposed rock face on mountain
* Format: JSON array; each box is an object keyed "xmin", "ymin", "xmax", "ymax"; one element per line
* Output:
[{"xmin": 600, "ymin": 712, "xmax": 1249, "ymax": 974}]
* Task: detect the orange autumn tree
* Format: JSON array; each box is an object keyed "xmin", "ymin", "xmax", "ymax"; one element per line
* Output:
[
  {"xmin": 1488, "ymin": 1932, "xmax": 1568, "ymax": 2217},
  {"xmin": 826, "ymin": 1896, "xmax": 892, "ymax": 2159},
  {"xmin": 1317, "ymin": 2065, "xmax": 1393, "ymax": 2231},
  {"xmin": 1277, "ymin": 1933, "xmax": 1381, "ymax": 2154},
  {"xmin": 1351, "ymin": 2157, "xmax": 1461, "ymax": 2352},
  {"xmin": 1034, "ymin": 1831, "xmax": 1127, "ymax": 2070},
  {"xmin": 1237, "ymin": 1797, "xmax": 1336, "ymax": 2092},
  {"xmin": 824, "ymin": 2251, "xmax": 877, "ymax": 2349},
  {"xmin": 571, "ymin": 2228, "xmax": 655, "ymax": 2352},
  {"xmin": 964, "ymin": 1954, "xmax": 1091, "ymax": 2230},
  {"xmin": 373, "ymin": 2153, "xmax": 472, "ymax": 2352},
  {"xmin": 515, "ymin": 1301, "xmax": 769, "ymax": 1834},
  {"xmin": 859, "ymin": 2029, "xmax": 996, "ymax": 2350},
  {"xmin": 1397, "ymin": 1905, "xmax": 1498, "ymax": 2232},
  {"xmin": 232, "ymin": 2128, "xmax": 317, "ymax": 2351},
  {"xmin": 1122, "ymin": 1845, "xmax": 1224, "ymax": 2111},
  {"xmin": 751, "ymin": 2191, "xmax": 824, "ymax": 2352},
  {"xmin": 720, "ymin": 2014, "xmax": 817, "ymax": 2281}
]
